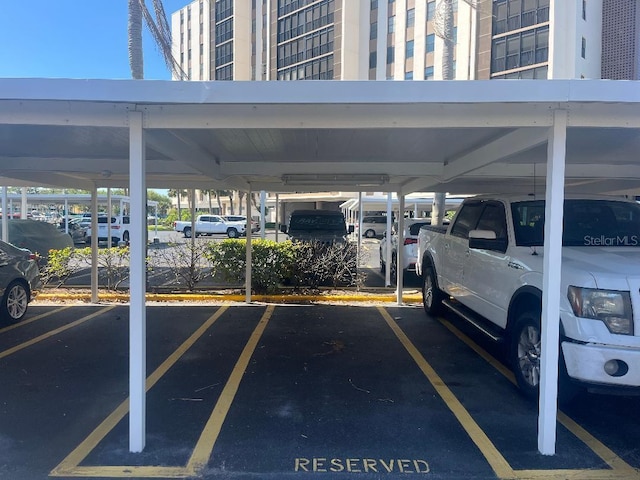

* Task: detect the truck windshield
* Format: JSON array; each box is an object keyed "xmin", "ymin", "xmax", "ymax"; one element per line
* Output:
[
  {"xmin": 512, "ymin": 200, "xmax": 640, "ymax": 247},
  {"xmin": 289, "ymin": 215, "xmax": 346, "ymax": 232}
]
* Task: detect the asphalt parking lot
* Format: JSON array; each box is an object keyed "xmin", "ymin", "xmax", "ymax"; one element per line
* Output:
[{"xmin": 1, "ymin": 303, "xmax": 639, "ymax": 479}]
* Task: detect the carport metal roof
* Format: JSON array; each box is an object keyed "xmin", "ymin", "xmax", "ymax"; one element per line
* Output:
[
  {"xmin": 2, "ymin": 78, "xmax": 640, "ymax": 195},
  {"xmin": 2, "ymin": 78, "xmax": 640, "ymax": 460}
]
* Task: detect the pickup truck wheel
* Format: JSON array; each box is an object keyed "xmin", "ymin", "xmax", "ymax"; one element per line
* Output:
[
  {"xmin": 227, "ymin": 228, "xmax": 239, "ymax": 238},
  {"xmin": 183, "ymin": 227, "xmax": 192, "ymax": 238},
  {"xmin": 422, "ymin": 265, "xmax": 444, "ymax": 316},
  {"xmin": 122, "ymin": 231, "xmax": 130, "ymax": 243},
  {"xmin": 510, "ymin": 312, "xmax": 541, "ymax": 399},
  {"xmin": 379, "ymin": 253, "xmax": 385, "ymax": 273},
  {"xmin": 364, "ymin": 229, "xmax": 376, "ymax": 238}
]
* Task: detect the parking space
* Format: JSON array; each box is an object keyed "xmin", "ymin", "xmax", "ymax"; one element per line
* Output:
[{"xmin": 0, "ymin": 304, "xmax": 638, "ymax": 479}]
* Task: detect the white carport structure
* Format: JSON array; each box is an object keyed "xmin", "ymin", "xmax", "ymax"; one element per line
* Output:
[{"xmin": 2, "ymin": 78, "xmax": 640, "ymax": 456}]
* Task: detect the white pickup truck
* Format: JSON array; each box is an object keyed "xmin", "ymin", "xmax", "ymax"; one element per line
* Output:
[
  {"xmin": 174, "ymin": 215, "xmax": 246, "ymax": 238},
  {"xmin": 416, "ymin": 194, "xmax": 640, "ymax": 400}
]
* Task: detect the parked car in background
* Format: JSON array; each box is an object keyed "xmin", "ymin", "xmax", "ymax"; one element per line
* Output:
[
  {"xmin": 223, "ymin": 215, "xmax": 259, "ymax": 233},
  {"xmin": 86, "ymin": 216, "xmax": 130, "ymax": 247},
  {"xmin": 58, "ymin": 217, "xmax": 87, "ymax": 245},
  {"xmin": 174, "ymin": 215, "xmax": 246, "ymax": 238},
  {"xmin": 281, "ymin": 210, "xmax": 354, "ymax": 243},
  {"xmin": 1, "ymin": 219, "xmax": 73, "ymax": 263},
  {"xmin": 0, "ymin": 240, "xmax": 42, "ymax": 323},
  {"xmin": 380, "ymin": 218, "xmax": 448, "ymax": 282},
  {"xmin": 357, "ymin": 215, "xmax": 390, "ymax": 238}
]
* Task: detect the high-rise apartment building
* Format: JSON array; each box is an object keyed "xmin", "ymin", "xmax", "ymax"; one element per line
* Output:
[{"xmin": 172, "ymin": 0, "xmax": 640, "ymax": 82}]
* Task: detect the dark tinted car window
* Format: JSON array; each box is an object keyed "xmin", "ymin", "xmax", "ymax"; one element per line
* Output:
[{"xmin": 409, "ymin": 221, "xmax": 431, "ymax": 236}]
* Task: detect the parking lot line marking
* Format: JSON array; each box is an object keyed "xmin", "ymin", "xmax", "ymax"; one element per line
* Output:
[
  {"xmin": 51, "ymin": 306, "xmax": 231, "ymax": 478},
  {"xmin": 0, "ymin": 306, "xmax": 115, "ymax": 360},
  {"xmin": 377, "ymin": 307, "xmax": 515, "ymax": 479},
  {"xmin": 186, "ymin": 304, "xmax": 275, "ymax": 475},
  {"xmin": 438, "ymin": 318, "xmax": 639, "ymax": 478},
  {"xmin": 0, "ymin": 306, "xmax": 71, "ymax": 334}
]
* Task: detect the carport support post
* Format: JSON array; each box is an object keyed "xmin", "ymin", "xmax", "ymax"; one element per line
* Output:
[
  {"xmin": 385, "ymin": 192, "xmax": 392, "ymax": 287},
  {"xmin": 1, "ymin": 186, "xmax": 7, "ymax": 242},
  {"xmin": 538, "ymin": 109, "xmax": 567, "ymax": 455},
  {"xmin": 396, "ymin": 193, "xmax": 405, "ymax": 305},
  {"xmin": 128, "ymin": 110, "xmax": 147, "ymax": 453},
  {"xmin": 245, "ymin": 185, "xmax": 252, "ymax": 303},
  {"xmin": 90, "ymin": 186, "xmax": 98, "ymax": 303},
  {"xmin": 357, "ymin": 191, "xmax": 363, "ymax": 267}
]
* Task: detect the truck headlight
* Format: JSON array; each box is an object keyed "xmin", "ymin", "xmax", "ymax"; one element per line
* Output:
[{"xmin": 567, "ymin": 286, "xmax": 634, "ymax": 335}]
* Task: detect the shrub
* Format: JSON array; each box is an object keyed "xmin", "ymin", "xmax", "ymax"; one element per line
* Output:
[
  {"xmin": 39, "ymin": 247, "xmax": 78, "ymax": 287},
  {"xmin": 205, "ymin": 239, "xmax": 296, "ymax": 294},
  {"xmin": 75, "ymin": 246, "xmax": 132, "ymax": 291},
  {"xmin": 289, "ymin": 241, "xmax": 365, "ymax": 289},
  {"xmin": 148, "ymin": 241, "xmax": 212, "ymax": 291}
]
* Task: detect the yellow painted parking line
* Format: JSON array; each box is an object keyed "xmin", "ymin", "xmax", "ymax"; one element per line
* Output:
[
  {"xmin": 438, "ymin": 317, "xmax": 640, "ymax": 479},
  {"xmin": 0, "ymin": 306, "xmax": 115, "ymax": 360},
  {"xmin": 52, "ymin": 305, "xmax": 274, "ymax": 478},
  {"xmin": 377, "ymin": 306, "xmax": 515, "ymax": 479},
  {"xmin": 51, "ymin": 305, "xmax": 230, "ymax": 478},
  {"xmin": 0, "ymin": 306, "xmax": 71, "ymax": 334},
  {"xmin": 187, "ymin": 305, "xmax": 274, "ymax": 475}
]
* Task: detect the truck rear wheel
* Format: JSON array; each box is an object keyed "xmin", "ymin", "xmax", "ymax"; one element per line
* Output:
[
  {"xmin": 227, "ymin": 227, "xmax": 239, "ymax": 238},
  {"xmin": 422, "ymin": 265, "xmax": 444, "ymax": 316},
  {"xmin": 184, "ymin": 227, "xmax": 192, "ymax": 238}
]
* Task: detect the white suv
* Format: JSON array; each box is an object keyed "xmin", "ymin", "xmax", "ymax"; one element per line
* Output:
[
  {"xmin": 86, "ymin": 216, "xmax": 130, "ymax": 247},
  {"xmin": 380, "ymin": 218, "xmax": 446, "ymax": 282}
]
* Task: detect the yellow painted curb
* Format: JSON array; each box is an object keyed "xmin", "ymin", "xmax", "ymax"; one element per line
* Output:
[{"xmin": 35, "ymin": 292, "xmax": 423, "ymax": 304}]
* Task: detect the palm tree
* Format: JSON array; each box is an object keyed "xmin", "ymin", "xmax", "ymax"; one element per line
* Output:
[{"xmin": 128, "ymin": 0, "xmax": 187, "ymax": 80}]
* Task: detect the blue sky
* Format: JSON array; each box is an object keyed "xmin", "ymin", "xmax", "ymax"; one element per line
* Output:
[{"xmin": 0, "ymin": 0, "xmax": 191, "ymax": 80}]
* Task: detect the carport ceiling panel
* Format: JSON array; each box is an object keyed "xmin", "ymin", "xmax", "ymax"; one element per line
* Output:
[
  {"xmin": 194, "ymin": 127, "xmax": 508, "ymax": 164},
  {"xmin": 0, "ymin": 124, "xmax": 170, "ymax": 162}
]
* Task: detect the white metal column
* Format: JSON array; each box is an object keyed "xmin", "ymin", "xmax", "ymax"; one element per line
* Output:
[
  {"xmin": 107, "ymin": 188, "xmax": 112, "ymax": 247},
  {"xmin": 538, "ymin": 109, "xmax": 567, "ymax": 455},
  {"xmin": 260, "ymin": 190, "xmax": 266, "ymax": 239},
  {"xmin": 396, "ymin": 193, "xmax": 405, "ymax": 305},
  {"xmin": 385, "ymin": 192, "xmax": 393, "ymax": 287},
  {"xmin": 1, "ymin": 187, "xmax": 7, "ymax": 242},
  {"xmin": 357, "ymin": 192, "xmax": 363, "ymax": 267},
  {"xmin": 245, "ymin": 185, "xmax": 252, "ymax": 303},
  {"xmin": 128, "ymin": 110, "xmax": 147, "ymax": 453},
  {"xmin": 90, "ymin": 186, "xmax": 98, "ymax": 303}
]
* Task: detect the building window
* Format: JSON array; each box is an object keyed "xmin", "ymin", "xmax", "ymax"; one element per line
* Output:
[
  {"xmin": 427, "ymin": 1, "xmax": 435, "ymax": 21},
  {"xmin": 491, "ymin": 25, "xmax": 549, "ymax": 77},
  {"xmin": 369, "ymin": 51, "xmax": 377, "ymax": 68},
  {"xmin": 405, "ymin": 71, "xmax": 413, "ymax": 80},
  {"xmin": 425, "ymin": 65, "xmax": 434, "ymax": 79},
  {"xmin": 387, "ymin": 46, "xmax": 395, "ymax": 63},
  {"xmin": 406, "ymin": 39, "xmax": 414, "ymax": 58},
  {"xmin": 407, "ymin": 8, "xmax": 415, "ymax": 27},
  {"xmin": 582, "ymin": 0, "xmax": 587, "ymax": 20},
  {"xmin": 581, "ymin": 37, "xmax": 586, "ymax": 58},
  {"xmin": 493, "ymin": 0, "xmax": 550, "ymax": 35},
  {"xmin": 371, "ymin": 0, "xmax": 378, "ymax": 10},
  {"xmin": 370, "ymin": 21, "xmax": 378, "ymax": 39},
  {"xmin": 388, "ymin": 15, "xmax": 395, "ymax": 33},
  {"xmin": 426, "ymin": 33, "xmax": 435, "ymax": 53}
]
